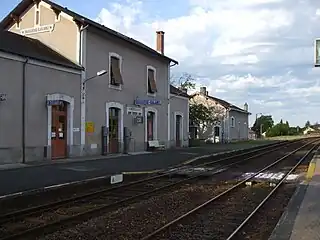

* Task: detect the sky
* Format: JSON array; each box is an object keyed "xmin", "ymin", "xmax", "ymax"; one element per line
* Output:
[{"xmin": 2, "ymin": 0, "xmax": 320, "ymax": 127}]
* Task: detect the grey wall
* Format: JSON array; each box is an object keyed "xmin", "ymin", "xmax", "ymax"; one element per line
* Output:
[
  {"xmin": 170, "ymin": 95, "xmax": 189, "ymax": 147},
  {"xmin": 0, "ymin": 55, "xmax": 81, "ymax": 163},
  {"xmin": 84, "ymin": 29, "xmax": 170, "ymax": 153},
  {"xmin": 228, "ymin": 110, "xmax": 249, "ymax": 140}
]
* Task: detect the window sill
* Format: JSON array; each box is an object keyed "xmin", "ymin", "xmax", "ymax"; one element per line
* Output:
[
  {"xmin": 147, "ymin": 92, "xmax": 156, "ymax": 97},
  {"xmin": 109, "ymin": 84, "xmax": 122, "ymax": 91}
]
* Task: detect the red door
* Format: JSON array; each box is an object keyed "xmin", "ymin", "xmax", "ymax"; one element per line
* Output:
[
  {"xmin": 109, "ymin": 107, "xmax": 120, "ymax": 153},
  {"xmin": 51, "ymin": 102, "xmax": 67, "ymax": 159}
]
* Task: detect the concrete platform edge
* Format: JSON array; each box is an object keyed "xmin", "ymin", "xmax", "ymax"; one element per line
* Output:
[{"xmin": 268, "ymin": 182, "xmax": 308, "ymax": 240}]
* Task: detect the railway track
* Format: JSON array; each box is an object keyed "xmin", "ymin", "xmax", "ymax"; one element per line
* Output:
[
  {"xmin": 0, "ymin": 140, "xmax": 286, "ymax": 215},
  {"xmin": 140, "ymin": 139, "xmax": 318, "ymax": 240},
  {"xmin": 0, "ymin": 140, "xmax": 298, "ymax": 240}
]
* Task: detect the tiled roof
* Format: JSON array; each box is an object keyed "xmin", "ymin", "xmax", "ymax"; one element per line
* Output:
[
  {"xmin": 0, "ymin": 0, "xmax": 178, "ymax": 65},
  {"xmin": 0, "ymin": 30, "xmax": 82, "ymax": 69},
  {"xmin": 170, "ymin": 85, "xmax": 190, "ymax": 98},
  {"xmin": 190, "ymin": 92, "xmax": 250, "ymax": 114}
]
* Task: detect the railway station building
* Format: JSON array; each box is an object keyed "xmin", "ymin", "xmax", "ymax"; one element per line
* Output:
[{"xmin": 0, "ymin": 0, "xmax": 189, "ymax": 163}]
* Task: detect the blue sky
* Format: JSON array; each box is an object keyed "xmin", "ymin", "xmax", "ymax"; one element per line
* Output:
[{"xmin": 2, "ymin": 0, "xmax": 320, "ymax": 127}]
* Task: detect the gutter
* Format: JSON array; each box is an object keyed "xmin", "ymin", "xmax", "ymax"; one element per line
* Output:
[{"xmin": 22, "ymin": 58, "xmax": 29, "ymax": 163}]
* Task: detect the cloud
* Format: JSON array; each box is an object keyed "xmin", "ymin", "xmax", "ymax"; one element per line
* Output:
[{"xmin": 95, "ymin": 0, "xmax": 320, "ymax": 126}]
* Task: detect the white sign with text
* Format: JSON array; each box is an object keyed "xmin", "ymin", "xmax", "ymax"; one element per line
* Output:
[{"xmin": 21, "ymin": 24, "xmax": 54, "ymax": 36}]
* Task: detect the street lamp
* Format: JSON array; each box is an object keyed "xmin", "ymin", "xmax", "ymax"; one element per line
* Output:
[
  {"xmin": 82, "ymin": 70, "xmax": 108, "ymax": 100},
  {"xmin": 83, "ymin": 69, "xmax": 108, "ymax": 85}
]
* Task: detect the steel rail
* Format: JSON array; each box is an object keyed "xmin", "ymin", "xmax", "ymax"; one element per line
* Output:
[
  {"xmin": 140, "ymin": 139, "xmax": 318, "ymax": 240},
  {"xmin": 0, "ymin": 141, "xmax": 301, "ymax": 240},
  {"xmin": 0, "ymin": 140, "xmax": 290, "ymax": 223},
  {"xmin": 225, "ymin": 142, "xmax": 319, "ymax": 239}
]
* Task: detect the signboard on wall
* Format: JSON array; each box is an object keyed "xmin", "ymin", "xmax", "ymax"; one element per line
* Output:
[
  {"xmin": 46, "ymin": 100, "xmax": 63, "ymax": 106},
  {"xmin": 315, "ymin": 38, "xmax": 320, "ymax": 67},
  {"xmin": 86, "ymin": 121, "xmax": 95, "ymax": 133},
  {"xmin": 134, "ymin": 99, "xmax": 161, "ymax": 105},
  {"xmin": 20, "ymin": 24, "xmax": 54, "ymax": 36}
]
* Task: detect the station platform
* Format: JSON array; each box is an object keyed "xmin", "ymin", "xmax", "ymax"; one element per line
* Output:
[
  {"xmin": 0, "ymin": 141, "xmax": 275, "ymax": 197},
  {"xmin": 269, "ymin": 147, "xmax": 320, "ymax": 240}
]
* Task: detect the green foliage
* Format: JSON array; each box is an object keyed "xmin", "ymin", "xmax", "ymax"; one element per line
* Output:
[
  {"xmin": 252, "ymin": 115, "xmax": 304, "ymax": 137},
  {"xmin": 170, "ymin": 73, "xmax": 196, "ymax": 90},
  {"xmin": 266, "ymin": 120, "xmax": 302, "ymax": 137},
  {"xmin": 252, "ymin": 115, "xmax": 274, "ymax": 137},
  {"xmin": 189, "ymin": 103, "xmax": 221, "ymax": 127},
  {"xmin": 305, "ymin": 120, "xmax": 311, "ymax": 128}
]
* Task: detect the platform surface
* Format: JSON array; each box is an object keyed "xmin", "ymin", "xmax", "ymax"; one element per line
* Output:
[
  {"xmin": 269, "ymin": 147, "xmax": 320, "ymax": 240},
  {"xmin": 0, "ymin": 141, "xmax": 275, "ymax": 196}
]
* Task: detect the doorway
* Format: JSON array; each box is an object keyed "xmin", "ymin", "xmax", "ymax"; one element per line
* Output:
[
  {"xmin": 176, "ymin": 115, "xmax": 182, "ymax": 147},
  {"xmin": 109, "ymin": 107, "xmax": 120, "ymax": 153},
  {"xmin": 214, "ymin": 126, "xmax": 220, "ymax": 143},
  {"xmin": 147, "ymin": 111, "xmax": 155, "ymax": 141},
  {"xmin": 51, "ymin": 101, "xmax": 67, "ymax": 159}
]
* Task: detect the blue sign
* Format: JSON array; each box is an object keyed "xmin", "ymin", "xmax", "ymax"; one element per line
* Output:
[
  {"xmin": 46, "ymin": 100, "xmax": 63, "ymax": 106},
  {"xmin": 134, "ymin": 99, "xmax": 161, "ymax": 105}
]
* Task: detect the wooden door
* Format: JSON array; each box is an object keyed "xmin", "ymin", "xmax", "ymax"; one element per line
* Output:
[
  {"xmin": 51, "ymin": 102, "xmax": 67, "ymax": 159},
  {"xmin": 109, "ymin": 107, "xmax": 119, "ymax": 153},
  {"xmin": 147, "ymin": 111, "xmax": 154, "ymax": 141},
  {"xmin": 176, "ymin": 115, "xmax": 181, "ymax": 147}
]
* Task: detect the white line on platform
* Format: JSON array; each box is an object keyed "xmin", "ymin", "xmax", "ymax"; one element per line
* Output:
[{"xmin": 0, "ymin": 175, "xmax": 111, "ymax": 200}]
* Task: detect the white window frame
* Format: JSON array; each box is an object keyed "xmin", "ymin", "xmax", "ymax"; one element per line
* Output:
[
  {"xmin": 34, "ymin": 4, "xmax": 40, "ymax": 26},
  {"xmin": 147, "ymin": 65, "xmax": 157, "ymax": 97},
  {"xmin": 108, "ymin": 52, "xmax": 123, "ymax": 91},
  {"xmin": 231, "ymin": 116, "xmax": 235, "ymax": 127}
]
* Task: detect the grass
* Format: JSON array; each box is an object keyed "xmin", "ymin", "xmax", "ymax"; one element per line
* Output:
[{"xmin": 265, "ymin": 135, "xmax": 310, "ymax": 140}]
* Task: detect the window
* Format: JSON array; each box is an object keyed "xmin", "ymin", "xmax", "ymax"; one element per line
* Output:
[
  {"xmin": 147, "ymin": 66, "xmax": 157, "ymax": 94},
  {"xmin": 35, "ymin": 10, "xmax": 40, "ymax": 25},
  {"xmin": 231, "ymin": 117, "xmax": 235, "ymax": 127},
  {"xmin": 16, "ymin": 19, "xmax": 20, "ymax": 29},
  {"xmin": 109, "ymin": 54, "xmax": 123, "ymax": 88}
]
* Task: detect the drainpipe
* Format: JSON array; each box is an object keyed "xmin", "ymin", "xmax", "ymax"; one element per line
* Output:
[{"xmin": 22, "ymin": 58, "xmax": 29, "ymax": 163}]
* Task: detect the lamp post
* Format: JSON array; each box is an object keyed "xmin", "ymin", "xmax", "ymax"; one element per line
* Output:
[{"xmin": 80, "ymin": 69, "xmax": 108, "ymax": 156}]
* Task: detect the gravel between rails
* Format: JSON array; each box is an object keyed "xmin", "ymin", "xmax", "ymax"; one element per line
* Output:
[
  {"xmin": 227, "ymin": 145, "xmax": 316, "ymax": 240},
  {"xmin": 154, "ymin": 183, "xmax": 273, "ymax": 240},
  {"xmin": 233, "ymin": 183, "xmax": 296, "ymax": 240},
  {"xmin": 37, "ymin": 182, "xmax": 234, "ymax": 240}
]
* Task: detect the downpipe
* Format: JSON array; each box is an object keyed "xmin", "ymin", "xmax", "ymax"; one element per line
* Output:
[{"xmin": 22, "ymin": 58, "xmax": 29, "ymax": 163}]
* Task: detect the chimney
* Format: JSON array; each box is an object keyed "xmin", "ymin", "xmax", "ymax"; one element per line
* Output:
[
  {"xmin": 200, "ymin": 87, "xmax": 207, "ymax": 95},
  {"xmin": 156, "ymin": 31, "xmax": 164, "ymax": 54},
  {"xmin": 244, "ymin": 102, "xmax": 248, "ymax": 111}
]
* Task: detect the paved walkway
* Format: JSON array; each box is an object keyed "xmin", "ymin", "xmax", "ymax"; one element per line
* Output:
[
  {"xmin": 269, "ymin": 147, "xmax": 320, "ymax": 240},
  {"xmin": 0, "ymin": 141, "xmax": 275, "ymax": 196}
]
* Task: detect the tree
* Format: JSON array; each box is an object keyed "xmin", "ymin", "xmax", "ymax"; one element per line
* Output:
[
  {"xmin": 266, "ymin": 119, "xmax": 292, "ymax": 137},
  {"xmin": 170, "ymin": 72, "xmax": 196, "ymax": 90},
  {"xmin": 252, "ymin": 115, "xmax": 274, "ymax": 137},
  {"xmin": 305, "ymin": 121, "xmax": 311, "ymax": 128},
  {"xmin": 189, "ymin": 101, "xmax": 225, "ymax": 137}
]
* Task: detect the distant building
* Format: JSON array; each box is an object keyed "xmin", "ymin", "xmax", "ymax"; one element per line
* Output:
[{"xmin": 189, "ymin": 87, "xmax": 251, "ymax": 142}]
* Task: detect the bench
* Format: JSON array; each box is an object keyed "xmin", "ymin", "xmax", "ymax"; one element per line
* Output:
[{"xmin": 148, "ymin": 140, "xmax": 165, "ymax": 151}]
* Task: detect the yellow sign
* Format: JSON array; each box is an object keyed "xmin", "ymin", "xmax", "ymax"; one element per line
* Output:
[{"xmin": 86, "ymin": 122, "xmax": 95, "ymax": 133}]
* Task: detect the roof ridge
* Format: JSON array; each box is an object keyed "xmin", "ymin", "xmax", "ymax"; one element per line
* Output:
[{"xmin": 0, "ymin": 0, "xmax": 178, "ymax": 64}]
